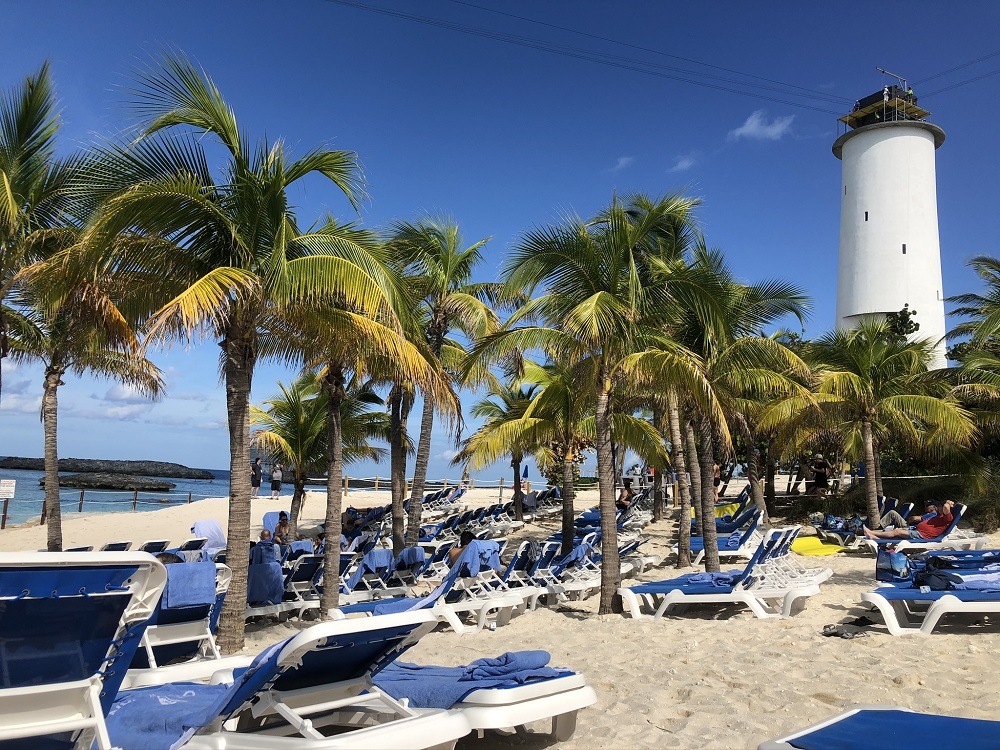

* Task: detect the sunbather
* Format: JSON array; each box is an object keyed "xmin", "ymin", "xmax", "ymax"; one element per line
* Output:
[
  {"xmin": 864, "ymin": 500, "xmax": 954, "ymax": 540},
  {"xmin": 448, "ymin": 531, "xmax": 476, "ymax": 566},
  {"xmin": 879, "ymin": 502, "xmax": 938, "ymax": 529}
]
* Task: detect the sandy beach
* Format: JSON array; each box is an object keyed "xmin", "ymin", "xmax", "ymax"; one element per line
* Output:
[{"xmin": 2, "ymin": 488, "xmax": 998, "ymax": 749}]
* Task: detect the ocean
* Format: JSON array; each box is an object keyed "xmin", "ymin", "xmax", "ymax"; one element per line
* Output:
[{"xmin": 0, "ymin": 467, "xmax": 232, "ymax": 526}]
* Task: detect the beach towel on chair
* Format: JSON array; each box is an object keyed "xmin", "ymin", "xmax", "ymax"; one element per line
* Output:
[
  {"xmin": 373, "ymin": 652, "xmax": 565, "ymax": 709},
  {"xmin": 163, "ymin": 561, "xmax": 217, "ymax": 609}
]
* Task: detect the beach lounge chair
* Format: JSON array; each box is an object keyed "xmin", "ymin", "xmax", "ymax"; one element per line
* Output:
[
  {"xmin": 758, "ymin": 705, "xmax": 1000, "ymax": 749},
  {"xmin": 860, "ymin": 578, "xmax": 1000, "ymax": 635},
  {"xmin": 192, "ymin": 519, "xmax": 227, "ymax": 560},
  {"xmin": 680, "ymin": 508, "xmax": 762, "ymax": 564},
  {"xmin": 138, "ymin": 539, "xmax": 171, "ymax": 554},
  {"xmin": 0, "ymin": 551, "xmax": 165, "ymax": 750},
  {"xmin": 132, "ymin": 562, "xmax": 230, "ymax": 667},
  {"xmin": 63, "ymin": 545, "xmax": 95, "ymax": 552},
  {"xmin": 619, "ymin": 527, "xmax": 826, "ymax": 620},
  {"xmin": 100, "ymin": 540, "xmax": 133, "ymax": 552},
  {"xmin": 105, "ymin": 610, "xmax": 596, "ymax": 748},
  {"xmin": 858, "ymin": 503, "xmax": 987, "ymax": 554}
]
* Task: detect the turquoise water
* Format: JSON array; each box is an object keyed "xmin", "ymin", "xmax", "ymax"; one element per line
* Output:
[{"xmin": 0, "ymin": 467, "xmax": 231, "ymax": 526}]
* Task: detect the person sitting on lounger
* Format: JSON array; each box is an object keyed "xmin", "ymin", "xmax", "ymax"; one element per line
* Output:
[
  {"xmin": 616, "ymin": 482, "xmax": 635, "ymax": 511},
  {"xmin": 879, "ymin": 502, "xmax": 938, "ymax": 529},
  {"xmin": 273, "ymin": 512, "xmax": 291, "ymax": 544},
  {"xmin": 864, "ymin": 500, "xmax": 954, "ymax": 540},
  {"xmin": 448, "ymin": 530, "xmax": 476, "ymax": 567}
]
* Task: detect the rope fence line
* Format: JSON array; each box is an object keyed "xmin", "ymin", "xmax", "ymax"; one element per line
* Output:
[{"xmin": 0, "ymin": 473, "xmax": 546, "ymax": 529}]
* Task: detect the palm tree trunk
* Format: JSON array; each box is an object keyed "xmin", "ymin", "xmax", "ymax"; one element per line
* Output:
[
  {"xmin": 743, "ymin": 428, "xmax": 770, "ymax": 528},
  {"xmin": 699, "ymin": 416, "xmax": 721, "ymax": 573},
  {"xmin": 651, "ymin": 402, "xmax": 666, "ymax": 522},
  {"xmin": 389, "ymin": 385, "xmax": 409, "ymax": 555},
  {"xmin": 862, "ymin": 419, "xmax": 881, "ymax": 527},
  {"xmin": 289, "ymin": 472, "xmax": 306, "ymax": 538},
  {"xmin": 873, "ymin": 445, "xmax": 884, "ymax": 497},
  {"xmin": 43, "ymin": 367, "xmax": 62, "ymax": 552},
  {"xmin": 511, "ymin": 453, "xmax": 524, "ymax": 521},
  {"xmin": 764, "ymin": 446, "xmax": 777, "ymax": 515},
  {"xmin": 595, "ymin": 362, "xmax": 620, "ymax": 615},
  {"xmin": 684, "ymin": 419, "xmax": 703, "ymax": 539},
  {"xmin": 217, "ymin": 331, "xmax": 254, "ymax": 654},
  {"xmin": 405, "ymin": 393, "xmax": 434, "ymax": 545},
  {"xmin": 668, "ymin": 391, "xmax": 692, "ymax": 567},
  {"xmin": 321, "ymin": 366, "xmax": 346, "ymax": 614},
  {"xmin": 561, "ymin": 448, "xmax": 576, "ymax": 557}
]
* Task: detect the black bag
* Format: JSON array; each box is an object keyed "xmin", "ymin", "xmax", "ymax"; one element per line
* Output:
[{"xmin": 912, "ymin": 569, "xmax": 955, "ymax": 591}]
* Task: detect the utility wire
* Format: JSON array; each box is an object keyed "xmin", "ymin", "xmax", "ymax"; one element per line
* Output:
[
  {"xmin": 323, "ymin": 0, "xmax": 843, "ymax": 115},
  {"xmin": 914, "ymin": 50, "xmax": 1000, "ymax": 85},
  {"xmin": 443, "ymin": 0, "xmax": 853, "ymax": 105},
  {"xmin": 922, "ymin": 66, "xmax": 1000, "ymax": 98}
]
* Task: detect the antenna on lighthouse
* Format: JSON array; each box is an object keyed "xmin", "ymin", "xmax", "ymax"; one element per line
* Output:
[{"xmin": 875, "ymin": 66, "xmax": 908, "ymax": 91}]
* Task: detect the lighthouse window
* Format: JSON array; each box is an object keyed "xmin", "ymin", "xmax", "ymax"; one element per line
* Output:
[
  {"xmin": 902, "ymin": 244, "xmax": 907, "ymax": 254},
  {"xmin": 865, "ymin": 211, "xmax": 868, "ymax": 221}
]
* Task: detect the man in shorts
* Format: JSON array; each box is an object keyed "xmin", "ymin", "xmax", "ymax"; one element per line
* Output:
[{"xmin": 863, "ymin": 500, "xmax": 954, "ymax": 540}]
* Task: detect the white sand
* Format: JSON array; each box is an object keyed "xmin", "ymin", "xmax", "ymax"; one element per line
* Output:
[{"xmin": 3, "ymin": 487, "xmax": 999, "ymax": 749}]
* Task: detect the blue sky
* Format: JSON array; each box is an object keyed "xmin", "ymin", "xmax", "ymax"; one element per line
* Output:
[{"xmin": 2, "ymin": 1, "xmax": 1000, "ymax": 479}]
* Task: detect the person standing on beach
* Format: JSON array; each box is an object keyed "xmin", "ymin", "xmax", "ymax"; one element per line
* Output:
[
  {"xmin": 250, "ymin": 457, "xmax": 262, "ymax": 498},
  {"xmin": 270, "ymin": 464, "xmax": 283, "ymax": 498}
]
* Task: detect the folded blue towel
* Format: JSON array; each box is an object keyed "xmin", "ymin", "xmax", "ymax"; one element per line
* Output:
[
  {"xmin": 727, "ymin": 531, "xmax": 742, "ymax": 549},
  {"xmin": 373, "ymin": 657, "xmax": 565, "ymax": 709},
  {"xmin": 106, "ymin": 682, "xmax": 230, "ymax": 750},
  {"xmin": 686, "ymin": 571, "xmax": 741, "ymax": 587},
  {"xmin": 461, "ymin": 651, "xmax": 550, "ymax": 680},
  {"xmin": 289, "ymin": 540, "xmax": 313, "ymax": 555},
  {"xmin": 163, "ymin": 561, "xmax": 217, "ymax": 609}
]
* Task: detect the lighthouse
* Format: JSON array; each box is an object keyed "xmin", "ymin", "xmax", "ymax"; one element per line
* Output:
[{"xmin": 833, "ymin": 84, "xmax": 947, "ymax": 368}]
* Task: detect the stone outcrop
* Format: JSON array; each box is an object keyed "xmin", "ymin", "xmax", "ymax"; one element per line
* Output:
[
  {"xmin": 39, "ymin": 473, "xmax": 177, "ymax": 491},
  {"xmin": 1, "ymin": 457, "xmax": 213, "ymax": 479}
]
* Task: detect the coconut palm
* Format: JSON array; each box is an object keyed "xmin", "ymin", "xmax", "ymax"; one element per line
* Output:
[
  {"xmin": 802, "ymin": 319, "xmax": 977, "ymax": 527},
  {"xmin": 17, "ymin": 238, "xmax": 163, "ymax": 551},
  {"xmin": 388, "ymin": 218, "xmax": 500, "ymax": 545},
  {"xmin": 472, "ymin": 193, "xmax": 719, "ymax": 613},
  {"xmin": 250, "ymin": 373, "xmax": 392, "ymax": 535},
  {"xmin": 453, "ymin": 380, "xmax": 540, "ymax": 523},
  {"xmin": 0, "ymin": 63, "xmax": 75, "ymax": 402},
  {"xmin": 78, "ymin": 54, "xmax": 399, "ymax": 652}
]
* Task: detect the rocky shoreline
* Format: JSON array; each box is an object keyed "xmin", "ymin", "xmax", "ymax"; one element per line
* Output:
[
  {"xmin": 0, "ymin": 457, "xmax": 213, "ymax": 480},
  {"xmin": 38, "ymin": 473, "xmax": 177, "ymax": 491}
]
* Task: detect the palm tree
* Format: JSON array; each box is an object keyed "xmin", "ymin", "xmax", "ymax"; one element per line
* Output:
[
  {"xmin": 473, "ymin": 193, "xmax": 718, "ymax": 613},
  {"xmin": 388, "ymin": 218, "xmax": 499, "ymax": 545},
  {"xmin": 805, "ymin": 319, "xmax": 977, "ymax": 527},
  {"xmin": 0, "ymin": 64, "xmax": 74, "ymax": 401},
  {"xmin": 453, "ymin": 380, "xmax": 540, "ymax": 522},
  {"xmin": 17, "ymin": 244, "xmax": 164, "ymax": 551},
  {"xmin": 79, "ymin": 54, "xmax": 396, "ymax": 652},
  {"xmin": 250, "ymin": 373, "xmax": 392, "ymax": 535}
]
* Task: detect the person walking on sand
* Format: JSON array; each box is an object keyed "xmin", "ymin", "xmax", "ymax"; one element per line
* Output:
[
  {"xmin": 250, "ymin": 457, "xmax": 262, "ymax": 498},
  {"xmin": 270, "ymin": 464, "xmax": 283, "ymax": 498}
]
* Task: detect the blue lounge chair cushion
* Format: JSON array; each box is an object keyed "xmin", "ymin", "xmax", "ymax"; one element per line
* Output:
[
  {"xmin": 780, "ymin": 708, "xmax": 1000, "ymax": 750},
  {"xmin": 289, "ymin": 540, "xmax": 314, "ymax": 555},
  {"xmin": 162, "ymin": 561, "xmax": 217, "ymax": 609},
  {"xmin": 373, "ymin": 654, "xmax": 567, "ymax": 709},
  {"xmin": 873, "ymin": 584, "xmax": 1000, "ymax": 602}
]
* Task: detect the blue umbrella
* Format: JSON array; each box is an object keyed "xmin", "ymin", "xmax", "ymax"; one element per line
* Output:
[{"xmin": 522, "ymin": 465, "xmax": 529, "ymax": 479}]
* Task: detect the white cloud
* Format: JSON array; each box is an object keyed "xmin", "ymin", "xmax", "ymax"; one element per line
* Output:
[
  {"xmin": 196, "ymin": 419, "xmax": 226, "ymax": 431},
  {"xmin": 439, "ymin": 448, "xmax": 460, "ymax": 461},
  {"xmin": 106, "ymin": 403, "xmax": 153, "ymax": 420},
  {"xmin": 0, "ymin": 393, "xmax": 41, "ymax": 414},
  {"xmin": 668, "ymin": 153, "xmax": 697, "ymax": 173},
  {"xmin": 103, "ymin": 384, "xmax": 154, "ymax": 404},
  {"xmin": 609, "ymin": 156, "xmax": 634, "ymax": 172},
  {"xmin": 3, "ymin": 379, "xmax": 31, "ymax": 395},
  {"xmin": 728, "ymin": 110, "xmax": 795, "ymax": 141},
  {"xmin": 172, "ymin": 390, "xmax": 212, "ymax": 402}
]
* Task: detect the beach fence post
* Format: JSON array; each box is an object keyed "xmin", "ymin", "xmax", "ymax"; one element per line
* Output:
[
  {"xmin": 374, "ymin": 476, "xmax": 379, "ymax": 491},
  {"xmin": 132, "ymin": 490, "xmax": 138, "ymax": 511},
  {"xmin": 1, "ymin": 498, "xmax": 8, "ymax": 529},
  {"xmin": 344, "ymin": 476, "xmax": 349, "ymax": 496},
  {"xmin": 78, "ymin": 490, "xmax": 85, "ymax": 513},
  {"xmin": 470, "ymin": 477, "xmax": 475, "ymax": 489},
  {"xmin": 40, "ymin": 500, "xmax": 47, "ymax": 525},
  {"xmin": 498, "ymin": 477, "xmax": 504, "ymax": 500},
  {"xmin": 187, "ymin": 492, "xmax": 192, "ymax": 504}
]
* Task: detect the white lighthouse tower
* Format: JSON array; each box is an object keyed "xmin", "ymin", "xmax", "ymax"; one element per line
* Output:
[{"xmin": 833, "ymin": 82, "xmax": 947, "ymax": 368}]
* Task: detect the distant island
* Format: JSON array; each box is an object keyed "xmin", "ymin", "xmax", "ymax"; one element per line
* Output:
[
  {"xmin": 0, "ymin": 457, "xmax": 214, "ymax": 480},
  {"xmin": 39, "ymin": 472, "xmax": 177, "ymax": 491}
]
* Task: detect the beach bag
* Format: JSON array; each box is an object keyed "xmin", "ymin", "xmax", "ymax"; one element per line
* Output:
[
  {"xmin": 846, "ymin": 515, "xmax": 865, "ymax": 534},
  {"xmin": 875, "ymin": 548, "xmax": 911, "ymax": 583},
  {"xmin": 912, "ymin": 569, "xmax": 953, "ymax": 591}
]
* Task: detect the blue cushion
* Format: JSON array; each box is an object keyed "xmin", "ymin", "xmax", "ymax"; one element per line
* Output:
[{"xmin": 784, "ymin": 709, "xmax": 1000, "ymax": 750}]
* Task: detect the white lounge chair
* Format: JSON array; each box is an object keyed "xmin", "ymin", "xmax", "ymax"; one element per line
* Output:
[
  {"xmin": 0, "ymin": 552, "xmax": 165, "ymax": 750},
  {"xmin": 861, "ymin": 582, "xmax": 1000, "ymax": 635}
]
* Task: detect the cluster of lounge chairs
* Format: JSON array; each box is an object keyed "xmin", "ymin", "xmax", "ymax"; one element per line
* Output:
[{"xmin": 0, "ymin": 551, "xmax": 596, "ymax": 749}]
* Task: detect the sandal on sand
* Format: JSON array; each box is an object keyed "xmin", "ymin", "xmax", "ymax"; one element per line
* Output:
[
  {"xmin": 839, "ymin": 630, "xmax": 868, "ymax": 639},
  {"xmin": 821, "ymin": 624, "xmax": 841, "ymax": 637},
  {"xmin": 849, "ymin": 616, "xmax": 876, "ymax": 626}
]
